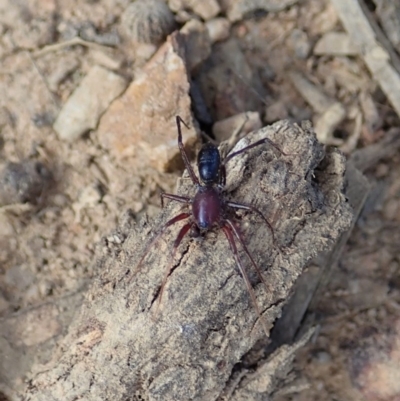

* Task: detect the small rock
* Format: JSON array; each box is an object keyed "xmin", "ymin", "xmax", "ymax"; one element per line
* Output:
[
  {"xmin": 350, "ymin": 320, "xmax": 400, "ymax": 401},
  {"xmin": 47, "ymin": 56, "xmax": 80, "ymax": 92},
  {"xmin": 79, "ymin": 22, "xmax": 121, "ymax": 47},
  {"xmin": 77, "ymin": 185, "xmax": 102, "ymax": 207},
  {"xmin": 89, "ymin": 49, "xmax": 124, "ymax": 71},
  {"xmin": 205, "ymin": 18, "xmax": 231, "ymax": 43},
  {"xmin": 72, "ymin": 184, "xmax": 103, "ymax": 222},
  {"xmin": 0, "ymin": 293, "xmax": 9, "ymax": 315},
  {"xmin": 180, "ymin": 19, "xmax": 212, "ymax": 71},
  {"xmin": 96, "ymin": 33, "xmax": 197, "ymax": 173},
  {"xmin": 196, "ymin": 38, "xmax": 267, "ymax": 120},
  {"xmin": 309, "ymin": 3, "xmax": 338, "ymax": 35},
  {"xmin": 120, "ymin": 0, "xmax": 176, "ymax": 45},
  {"xmin": 0, "ymin": 160, "xmax": 53, "ymax": 206},
  {"xmin": 289, "ymin": 70, "xmax": 332, "ymax": 113},
  {"xmin": 287, "ymin": 29, "xmax": 311, "ymax": 59},
  {"xmin": 313, "ymin": 350, "xmax": 332, "ymax": 364},
  {"xmin": 213, "ymin": 112, "xmax": 261, "ymax": 142},
  {"xmin": 314, "ymin": 32, "xmax": 358, "ymax": 56},
  {"xmin": 4, "ymin": 265, "xmax": 35, "ymax": 291},
  {"xmin": 169, "ymin": 0, "xmax": 221, "ymax": 20},
  {"xmin": 0, "ymin": 214, "xmax": 14, "ymax": 237},
  {"xmin": 221, "ymin": 0, "xmax": 299, "ymax": 22},
  {"xmin": 265, "ymin": 101, "xmax": 289, "ymax": 123},
  {"xmin": 314, "ymin": 102, "xmax": 346, "ymax": 144},
  {"xmin": 359, "ymin": 91, "xmax": 381, "ymax": 132},
  {"xmin": 53, "ymin": 65, "xmax": 128, "ymax": 142},
  {"xmin": 134, "ymin": 43, "xmax": 158, "ymax": 64}
]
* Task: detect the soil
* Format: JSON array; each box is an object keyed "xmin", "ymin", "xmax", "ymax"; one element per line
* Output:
[{"xmin": 1, "ymin": 0, "xmax": 399, "ymax": 400}]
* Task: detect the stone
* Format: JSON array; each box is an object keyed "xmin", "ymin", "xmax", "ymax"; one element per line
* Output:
[
  {"xmin": 96, "ymin": 33, "xmax": 197, "ymax": 173},
  {"xmin": 53, "ymin": 66, "xmax": 128, "ymax": 142},
  {"xmin": 180, "ymin": 19, "xmax": 211, "ymax": 72},
  {"xmin": 205, "ymin": 18, "xmax": 231, "ymax": 43},
  {"xmin": 169, "ymin": 0, "xmax": 221, "ymax": 20}
]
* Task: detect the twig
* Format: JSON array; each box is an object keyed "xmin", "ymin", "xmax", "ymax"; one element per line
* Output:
[{"xmin": 32, "ymin": 37, "xmax": 113, "ymax": 58}]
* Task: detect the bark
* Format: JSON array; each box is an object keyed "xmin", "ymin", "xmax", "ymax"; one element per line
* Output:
[{"xmin": 25, "ymin": 120, "xmax": 353, "ymax": 401}]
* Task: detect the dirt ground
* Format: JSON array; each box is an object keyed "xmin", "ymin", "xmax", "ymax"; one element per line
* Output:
[{"xmin": 1, "ymin": 0, "xmax": 400, "ymax": 400}]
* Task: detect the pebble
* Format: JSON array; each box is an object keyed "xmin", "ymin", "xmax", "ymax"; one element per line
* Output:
[
  {"xmin": 169, "ymin": 0, "xmax": 220, "ymax": 20},
  {"xmin": 223, "ymin": 0, "xmax": 299, "ymax": 22},
  {"xmin": 350, "ymin": 319, "xmax": 400, "ymax": 401},
  {"xmin": 288, "ymin": 29, "xmax": 311, "ymax": 59},
  {"xmin": 213, "ymin": 112, "xmax": 261, "ymax": 142},
  {"xmin": 205, "ymin": 18, "xmax": 231, "ymax": 43},
  {"xmin": 0, "ymin": 160, "xmax": 53, "ymax": 206},
  {"xmin": 53, "ymin": 65, "xmax": 128, "ymax": 142},
  {"xmin": 180, "ymin": 19, "xmax": 211, "ymax": 71},
  {"xmin": 121, "ymin": 0, "xmax": 176, "ymax": 45},
  {"xmin": 314, "ymin": 32, "xmax": 358, "ymax": 56}
]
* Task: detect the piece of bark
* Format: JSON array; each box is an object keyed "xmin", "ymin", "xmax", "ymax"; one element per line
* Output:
[
  {"xmin": 25, "ymin": 120, "xmax": 353, "ymax": 401},
  {"xmin": 229, "ymin": 328, "xmax": 315, "ymax": 400},
  {"xmin": 271, "ymin": 161, "xmax": 369, "ymax": 347}
]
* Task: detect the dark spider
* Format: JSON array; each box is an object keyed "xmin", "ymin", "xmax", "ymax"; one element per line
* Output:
[{"xmin": 130, "ymin": 116, "xmax": 286, "ymax": 335}]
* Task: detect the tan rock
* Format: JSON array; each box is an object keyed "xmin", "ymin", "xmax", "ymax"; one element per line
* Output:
[{"xmin": 96, "ymin": 33, "xmax": 197, "ymax": 173}]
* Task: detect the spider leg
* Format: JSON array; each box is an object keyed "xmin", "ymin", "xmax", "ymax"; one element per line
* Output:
[
  {"xmin": 221, "ymin": 224, "xmax": 269, "ymax": 337},
  {"xmin": 160, "ymin": 192, "xmax": 191, "ymax": 208},
  {"xmin": 152, "ymin": 222, "xmax": 192, "ymax": 317},
  {"xmin": 218, "ymin": 114, "xmax": 249, "ymax": 187},
  {"xmin": 224, "ymin": 218, "xmax": 269, "ymax": 295},
  {"xmin": 176, "ymin": 116, "xmax": 200, "ymax": 186},
  {"xmin": 224, "ymin": 136, "xmax": 287, "ymax": 165},
  {"xmin": 127, "ymin": 212, "xmax": 190, "ymax": 283},
  {"xmin": 226, "ymin": 201, "xmax": 277, "ymax": 247}
]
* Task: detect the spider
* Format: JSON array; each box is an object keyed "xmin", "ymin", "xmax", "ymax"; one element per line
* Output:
[{"xmin": 130, "ymin": 116, "xmax": 286, "ymax": 335}]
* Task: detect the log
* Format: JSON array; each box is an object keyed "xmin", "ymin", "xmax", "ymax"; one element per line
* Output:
[{"xmin": 25, "ymin": 120, "xmax": 353, "ymax": 400}]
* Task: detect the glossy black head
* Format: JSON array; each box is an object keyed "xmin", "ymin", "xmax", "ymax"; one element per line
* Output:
[{"xmin": 197, "ymin": 143, "xmax": 221, "ymax": 186}]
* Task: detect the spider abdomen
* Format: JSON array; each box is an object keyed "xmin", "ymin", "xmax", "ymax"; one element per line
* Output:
[
  {"xmin": 192, "ymin": 186, "xmax": 222, "ymax": 230},
  {"xmin": 198, "ymin": 143, "xmax": 221, "ymax": 185}
]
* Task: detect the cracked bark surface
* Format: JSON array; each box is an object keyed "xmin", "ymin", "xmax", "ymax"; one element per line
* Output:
[{"xmin": 25, "ymin": 120, "xmax": 353, "ymax": 401}]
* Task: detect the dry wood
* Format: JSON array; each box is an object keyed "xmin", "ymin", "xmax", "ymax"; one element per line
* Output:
[
  {"xmin": 270, "ymin": 159, "xmax": 370, "ymax": 348},
  {"xmin": 25, "ymin": 120, "xmax": 353, "ymax": 401}
]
